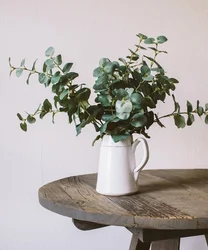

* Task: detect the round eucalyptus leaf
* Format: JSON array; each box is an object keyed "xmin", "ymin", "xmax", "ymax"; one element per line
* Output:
[
  {"xmin": 45, "ymin": 47, "xmax": 55, "ymax": 57},
  {"xmin": 104, "ymin": 62, "xmax": 116, "ymax": 74},
  {"xmin": 144, "ymin": 37, "xmax": 155, "ymax": 44},
  {"xmin": 141, "ymin": 65, "xmax": 150, "ymax": 75},
  {"xmin": 116, "ymin": 112, "xmax": 130, "ymax": 120},
  {"xmin": 116, "ymin": 89, "xmax": 129, "ymax": 100},
  {"xmin": 99, "ymin": 58, "xmax": 110, "ymax": 67},
  {"xmin": 174, "ymin": 114, "xmax": 186, "ymax": 128},
  {"xmin": 116, "ymin": 100, "xmax": 132, "ymax": 113},
  {"xmin": 97, "ymin": 95, "xmax": 112, "ymax": 107},
  {"xmin": 38, "ymin": 73, "xmax": 47, "ymax": 84},
  {"xmin": 27, "ymin": 115, "xmax": 36, "ymax": 124},
  {"xmin": 93, "ymin": 67, "xmax": 103, "ymax": 77},
  {"xmin": 131, "ymin": 113, "xmax": 147, "ymax": 128},
  {"xmin": 131, "ymin": 93, "xmax": 144, "ymax": 106},
  {"xmin": 157, "ymin": 36, "xmax": 168, "ymax": 44},
  {"xmin": 16, "ymin": 68, "xmax": 23, "ymax": 77},
  {"xmin": 125, "ymin": 88, "xmax": 134, "ymax": 97}
]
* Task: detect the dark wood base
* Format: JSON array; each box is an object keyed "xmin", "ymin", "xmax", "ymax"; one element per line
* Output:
[{"xmin": 73, "ymin": 219, "xmax": 208, "ymax": 250}]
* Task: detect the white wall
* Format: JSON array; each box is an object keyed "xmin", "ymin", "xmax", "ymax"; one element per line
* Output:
[{"xmin": 1, "ymin": 0, "xmax": 208, "ymax": 249}]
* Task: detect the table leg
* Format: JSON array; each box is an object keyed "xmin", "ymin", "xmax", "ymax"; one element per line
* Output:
[
  {"xmin": 205, "ymin": 235, "xmax": 208, "ymax": 245},
  {"xmin": 129, "ymin": 235, "xmax": 150, "ymax": 250},
  {"xmin": 151, "ymin": 238, "xmax": 180, "ymax": 250}
]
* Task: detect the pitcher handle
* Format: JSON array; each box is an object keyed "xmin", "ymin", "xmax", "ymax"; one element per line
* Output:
[{"xmin": 132, "ymin": 137, "xmax": 149, "ymax": 173}]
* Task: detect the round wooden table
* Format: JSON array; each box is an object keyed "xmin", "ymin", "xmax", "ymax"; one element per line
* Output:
[{"xmin": 39, "ymin": 169, "xmax": 208, "ymax": 250}]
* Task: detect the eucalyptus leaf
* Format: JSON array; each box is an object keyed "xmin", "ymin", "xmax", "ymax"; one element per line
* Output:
[
  {"xmin": 16, "ymin": 68, "xmax": 23, "ymax": 77},
  {"xmin": 17, "ymin": 113, "xmax": 23, "ymax": 121},
  {"xmin": 55, "ymin": 55, "xmax": 62, "ymax": 65},
  {"xmin": 20, "ymin": 122, "xmax": 27, "ymax": 131},
  {"xmin": 43, "ymin": 99, "xmax": 52, "ymax": 112},
  {"xmin": 51, "ymin": 71, "xmax": 61, "ymax": 85},
  {"xmin": 157, "ymin": 36, "xmax": 168, "ymax": 44},
  {"xmin": 45, "ymin": 47, "xmax": 55, "ymax": 57},
  {"xmin": 63, "ymin": 63, "xmax": 73, "ymax": 73},
  {"xmin": 131, "ymin": 113, "xmax": 147, "ymax": 127},
  {"xmin": 144, "ymin": 37, "xmax": 155, "ymax": 44},
  {"xmin": 174, "ymin": 114, "xmax": 186, "ymax": 128},
  {"xmin": 27, "ymin": 115, "xmax": 36, "ymax": 124},
  {"xmin": 187, "ymin": 113, "xmax": 195, "ymax": 126}
]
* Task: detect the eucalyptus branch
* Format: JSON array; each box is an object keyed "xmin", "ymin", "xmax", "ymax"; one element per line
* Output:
[{"xmin": 10, "ymin": 33, "xmax": 208, "ymax": 143}]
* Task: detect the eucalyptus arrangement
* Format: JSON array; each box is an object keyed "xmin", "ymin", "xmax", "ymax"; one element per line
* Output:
[{"xmin": 9, "ymin": 33, "xmax": 208, "ymax": 144}]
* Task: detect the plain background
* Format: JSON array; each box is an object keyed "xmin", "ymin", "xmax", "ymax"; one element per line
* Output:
[{"xmin": 1, "ymin": 0, "xmax": 208, "ymax": 249}]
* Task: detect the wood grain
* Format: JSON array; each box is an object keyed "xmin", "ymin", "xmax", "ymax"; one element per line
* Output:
[
  {"xmin": 151, "ymin": 239, "xmax": 180, "ymax": 250},
  {"xmin": 39, "ymin": 169, "xmax": 208, "ymax": 230}
]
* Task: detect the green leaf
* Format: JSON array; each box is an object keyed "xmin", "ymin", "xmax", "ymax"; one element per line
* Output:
[
  {"xmin": 65, "ymin": 72, "xmax": 79, "ymax": 80},
  {"xmin": 26, "ymin": 73, "xmax": 32, "ymax": 85},
  {"xmin": 157, "ymin": 36, "xmax": 168, "ymax": 44},
  {"xmin": 174, "ymin": 114, "xmax": 186, "ymax": 128},
  {"xmin": 63, "ymin": 63, "xmax": 73, "ymax": 73},
  {"xmin": 55, "ymin": 55, "xmax": 62, "ymax": 65},
  {"xmin": 99, "ymin": 58, "xmax": 110, "ymax": 67},
  {"xmin": 111, "ymin": 134, "xmax": 130, "ymax": 143},
  {"xmin": 17, "ymin": 113, "xmax": 23, "ymax": 121},
  {"xmin": 144, "ymin": 96, "xmax": 156, "ymax": 108},
  {"xmin": 187, "ymin": 101, "xmax": 193, "ymax": 113},
  {"xmin": 60, "ymin": 89, "xmax": 69, "ymax": 100},
  {"xmin": 205, "ymin": 115, "xmax": 208, "ymax": 124},
  {"xmin": 144, "ymin": 37, "xmax": 155, "ymax": 44},
  {"xmin": 51, "ymin": 71, "xmax": 61, "ymax": 85},
  {"xmin": 205, "ymin": 103, "xmax": 208, "ymax": 111},
  {"xmin": 141, "ymin": 65, "xmax": 150, "ymax": 75},
  {"xmin": 104, "ymin": 62, "xmax": 116, "ymax": 74},
  {"xmin": 75, "ymin": 88, "xmax": 91, "ymax": 101},
  {"xmin": 97, "ymin": 95, "xmax": 112, "ymax": 107},
  {"xmin": 131, "ymin": 113, "xmax": 147, "ymax": 127},
  {"xmin": 116, "ymin": 89, "xmax": 129, "ymax": 100},
  {"xmin": 20, "ymin": 58, "xmax": 25, "ymax": 67},
  {"xmin": 93, "ymin": 67, "xmax": 103, "ymax": 77},
  {"xmin": 130, "ymin": 93, "xmax": 144, "ymax": 107},
  {"xmin": 20, "ymin": 122, "xmax": 27, "ymax": 131},
  {"xmin": 142, "ymin": 74, "xmax": 153, "ymax": 81},
  {"xmin": 32, "ymin": 59, "xmax": 38, "ymax": 71},
  {"xmin": 116, "ymin": 100, "xmax": 132, "ymax": 120},
  {"xmin": 118, "ymin": 58, "xmax": 127, "ymax": 65},
  {"xmin": 125, "ymin": 88, "xmax": 134, "ymax": 97},
  {"xmin": 137, "ymin": 33, "xmax": 147, "ymax": 40},
  {"xmin": 43, "ymin": 99, "xmax": 52, "ymax": 112},
  {"xmin": 169, "ymin": 78, "xmax": 179, "ymax": 84},
  {"xmin": 38, "ymin": 73, "xmax": 47, "ymax": 84},
  {"xmin": 27, "ymin": 115, "xmax": 36, "ymax": 124},
  {"xmin": 45, "ymin": 47, "xmax": 55, "ymax": 57},
  {"xmin": 197, "ymin": 106, "xmax": 204, "ymax": 116},
  {"xmin": 39, "ymin": 110, "xmax": 47, "ymax": 119},
  {"xmin": 187, "ymin": 113, "xmax": 195, "ymax": 126},
  {"xmin": 16, "ymin": 68, "xmax": 23, "ymax": 77},
  {"xmin": 100, "ymin": 122, "xmax": 109, "ymax": 134}
]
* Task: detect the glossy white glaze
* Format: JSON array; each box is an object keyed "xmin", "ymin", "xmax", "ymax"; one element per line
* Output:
[{"xmin": 96, "ymin": 135, "xmax": 149, "ymax": 196}]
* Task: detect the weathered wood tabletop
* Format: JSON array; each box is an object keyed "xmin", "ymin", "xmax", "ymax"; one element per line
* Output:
[{"xmin": 39, "ymin": 169, "xmax": 208, "ymax": 230}]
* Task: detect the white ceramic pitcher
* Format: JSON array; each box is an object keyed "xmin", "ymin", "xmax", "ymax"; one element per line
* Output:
[{"xmin": 96, "ymin": 135, "xmax": 149, "ymax": 196}]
